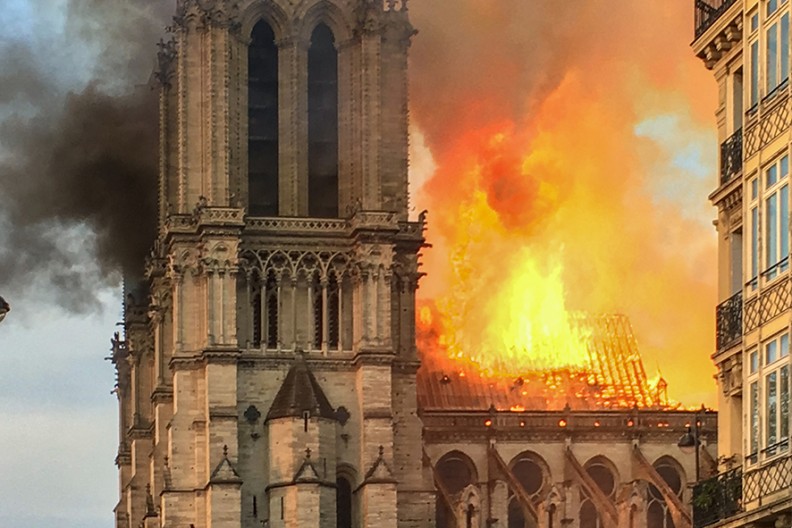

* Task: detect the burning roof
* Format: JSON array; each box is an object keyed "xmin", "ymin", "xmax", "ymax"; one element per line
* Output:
[{"xmin": 417, "ymin": 313, "xmax": 671, "ymax": 412}]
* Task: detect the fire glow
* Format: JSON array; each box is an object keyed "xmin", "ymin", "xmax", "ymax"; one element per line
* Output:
[{"xmin": 409, "ymin": 1, "xmax": 718, "ymax": 408}]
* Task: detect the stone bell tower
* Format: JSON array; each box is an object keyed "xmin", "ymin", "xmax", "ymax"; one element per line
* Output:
[{"xmin": 109, "ymin": 1, "xmax": 435, "ymax": 527}]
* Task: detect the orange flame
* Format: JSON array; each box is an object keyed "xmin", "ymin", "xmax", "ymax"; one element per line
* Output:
[{"xmin": 409, "ymin": 2, "xmax": 719, "ymax": 407}]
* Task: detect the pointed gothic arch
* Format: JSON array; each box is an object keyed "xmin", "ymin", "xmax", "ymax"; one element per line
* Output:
[
  {"xmin": 307, "ymin": 22, "xmax": 339, "ymax": 217},
  {"xmin": 296, "ymin": 0, "xmax": 354, "ymax": 43},
  {"xmin": 248, "ymin": 19, "xmax": 280, "ymax": 216},
  {"xmin": 508, "ymin": 450, "xmax": 550, "ymax": 499}
]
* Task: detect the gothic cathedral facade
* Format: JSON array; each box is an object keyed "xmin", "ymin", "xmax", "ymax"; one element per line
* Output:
[{"xmin": 110, "ymin": 1, "xmax": 436, "ymax": 527}]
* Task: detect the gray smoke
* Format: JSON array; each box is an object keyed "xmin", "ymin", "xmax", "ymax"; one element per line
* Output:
[{"xmin": 0, "ymin": 0, "xmax": 173, "ymax": 311}]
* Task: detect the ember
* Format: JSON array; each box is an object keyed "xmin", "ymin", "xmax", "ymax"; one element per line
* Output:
[{"xmin": 418, "ymin": 304, "xmax": 673, "ymax": 411}]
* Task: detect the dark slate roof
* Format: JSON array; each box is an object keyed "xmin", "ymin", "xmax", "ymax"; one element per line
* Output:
[{"xmin": 266, "ymin": 358, "xmax": 336, "ymax": 421}]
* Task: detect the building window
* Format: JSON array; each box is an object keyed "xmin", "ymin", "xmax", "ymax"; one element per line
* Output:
[
  {"xmin": 308, "ymin": 23, "xmax": 339, "ymax": 218},
  {"xmin": 749, "ymin": 176, "xmax": 759, "ymax": 289},
  {"xmin": 579, "ymin": 460, "xmax": 616, "ymax": 528},
  {"xmin": 646, "ymin": 459, "xmax": 682, "ymax": 528},
  {"xmin": 765, "ymin": 2, "xmax": 790, "ymax": 96},
  {"xmin": 436, "ymin": 451, "xmax": 478, "ymax": 528},
  {"xmin": 763, "ymin": 155, "xmax": 789, "ymax": 281},
  {"xmin": 750, "ymin": 380, "xmax": 760, "ymax": 463},
  {"xmin": 764, "ymin": 332, "xmax": 790, "ymax": 457},
  {"xmin": 248, "ymin": 20, "xmax": 279, "ymax": 216},
  {"xmin": 507, "ymin": 497, "xmax": 525, "ymax": 528},
  {"xmin": 336, "ymin": 476, "xmax": 352, "ymax": 528},
  {"xmin": 749, "ymin": 7, "xmax": 759, "ymax": 109},
  {"xmin": 251, "ymin": 271, "xmax": 279, "ymax": 349}
]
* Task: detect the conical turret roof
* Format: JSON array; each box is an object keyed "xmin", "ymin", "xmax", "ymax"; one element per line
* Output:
[{"xmin": 266, "ymin": 357, "xmax": 336, "ymax": 421}]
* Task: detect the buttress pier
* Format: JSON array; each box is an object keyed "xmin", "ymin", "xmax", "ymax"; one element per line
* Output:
[{"xmin": 109, "ymin": 1, "xmax": 435, "ymax": 527}]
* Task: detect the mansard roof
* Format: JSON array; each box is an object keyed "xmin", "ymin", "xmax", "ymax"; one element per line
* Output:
[{"xmin": 266, "ymin": 357, "xmax": 336, "ymax": 421}]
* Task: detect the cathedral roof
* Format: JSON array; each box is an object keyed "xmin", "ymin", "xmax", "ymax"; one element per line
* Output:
[{"xmin": 266, "ymin": 357, "xmax": 336, "ymax": 421}]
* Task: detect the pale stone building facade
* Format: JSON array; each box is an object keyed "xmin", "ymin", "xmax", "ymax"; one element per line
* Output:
[
  {"xmin": 112, "ymin": 1, "xmax": 433, "ymax": 527},
  {"xmin": 693, "ymin": 0, "xmax": 792, "ymax": 526},
  {"xmin": 109, "ymin": 1, "xmax": 716, "ymax": 527}
]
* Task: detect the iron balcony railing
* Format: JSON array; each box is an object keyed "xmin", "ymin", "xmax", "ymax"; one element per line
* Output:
[
  {"xmin": 716, "ymin": 291, "xmax": 742, "ymax": 351},
  {"xmin": 692, "ymin": 468, "xmax": 742, "ymax": 528},
  {"xmin": 720, "ymin": 128, "xmax": 742, "ymax": 185},
  {"xmin": 695, "ymin": 0, "xmax": 739, "ymax": 39}
]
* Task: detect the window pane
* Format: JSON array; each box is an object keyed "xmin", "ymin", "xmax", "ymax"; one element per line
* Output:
[
  {"xmin": 752, "ymin": 381, "xmax": 760, "ymax": 459},
  {"xmin": 783, "ymin": 14, "xmax": 790, "ymax": 82},
  {"xmin": 770, "ymin": 0, "xmax": 779, "ymax": 16},
  {"xmin": 769, "ymin": 165, "xmax": 779, "ymax": 187},
  {"xmin": 752, "ymin": 41, "xmax": 760, "ymax": 106},
  {"xmin": 782, "ymin": 185, "xmax": 789, "ymax": 262},
  {"xmin": 782, "ymin": 334, "xmax": 790, "ymax": 357},
  {"xmin": 751, "ymin": 350, "xmax": 760, "ymax": 373},
  {"xmin": 768, "ymin": 340, "xmax": 779, "ymax": 364},
  {"xmin": 782, "ymin": 366, "xmax": 790, "ymax": 443},
  {"xmin": 752, "ymin": 12, "xmax": 759, "ymax": 32},
  {"xmin": 752, "ymin": 206, "xmax": 759, "ymax": 281},
  {"xmin": 768, "ymin": 193, "xmax": 779, "ymax": 268},
  {"xmin": 768, "ymin": 371, "xmax": 779, "ymax": 448},
  {"xmin": 769, "ymin": 24, "xmax": 779, "ymax": 91},
  {"xmin": 752, "ymin": 178, "xmax": 759, "ymax": 200},
  {"xmin": 783, "ymin": 156, "xmax": 790, "ymax": 178}
]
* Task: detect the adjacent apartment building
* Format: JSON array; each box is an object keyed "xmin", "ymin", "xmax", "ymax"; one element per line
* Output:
[{"xmin": 693, "ymin": 0, "xmax": 792, "ymax": 526}]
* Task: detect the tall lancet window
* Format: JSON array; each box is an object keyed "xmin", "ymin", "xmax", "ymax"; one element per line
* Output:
[
  {"xmin": 308, "ymin": 23, "xmax": 339, "ymax": 217},
  {"xmin": 248, "ymin": 21, "xmax": 279, "ymax": 216}
]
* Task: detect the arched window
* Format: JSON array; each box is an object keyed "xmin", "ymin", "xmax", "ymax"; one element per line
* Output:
[
  {"xmin": 579, "ymin": 458, "xmax": 617, "ymax": 528},
  {"xmin": 647, "ymin": 458, "xmax": 683, "ymax": 528},
  {"xmin": 248, "ymin": 20, "xmax": 279, "ymax": 216},
  {"xmin": 250, "ymin": 270, "xmax": 279, "ymax": 349},
  {"xmin": 579, "ymin": 499, "xmax": 599, "ymax": 528},
  {"xmin": 308, "ymin": 23, "xmax": 339, "ymax": 218},
  {"xmin": 436, "ymin": 451, "xmax": 477, "ymax": 494},
  {"xmin": 507, "ymin": 496, "xmax": 525, "ymax": 528},
  {"xmin": 435, "ymin": 451, "xmax": 478, "ymax": 528},
  {"xmin": 510, "ymin": 452, "xmax": 547, "ymax": 498},
  {"xmin": 336, "ymin": 475, "xmax": 352, "ymax": 528}
]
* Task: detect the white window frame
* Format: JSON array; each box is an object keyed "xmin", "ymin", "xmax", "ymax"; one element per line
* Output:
[
  {"xmin": 765, "ymin": 0, "xmax": 790, "ymax": 97},
  {"xmin": 762, "ymin": 154, "xmax": 789, "ymax": 282},
  {"xmin": 761, "ymin": 332, "xmax": 790, "ymax": 459},
  {"xmin": 748, "ymin": 175, "xmax": 760, "ymax": 290},
  {"xmin": 749, "ymin": 8, "xmax": 760, "ymax": 109}
]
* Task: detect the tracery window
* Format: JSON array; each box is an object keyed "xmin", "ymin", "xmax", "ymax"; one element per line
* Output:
[
  {"xmin": 647, "ymin": 458, "xmax": 683, "ymax": 528},
  {"xmin": 579, "ymin": 459, "xmax": 616, "ymax": 528}
]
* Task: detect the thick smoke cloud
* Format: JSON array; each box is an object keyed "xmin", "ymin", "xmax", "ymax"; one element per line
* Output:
[{"xmin": 0, "ymin": 0, "xmax": 172, "ymax": 310}]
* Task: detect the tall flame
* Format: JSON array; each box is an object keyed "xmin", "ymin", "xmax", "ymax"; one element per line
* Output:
[{"xmin": 409, "ymin": 1, "xmax": 719, "ymax": 406}]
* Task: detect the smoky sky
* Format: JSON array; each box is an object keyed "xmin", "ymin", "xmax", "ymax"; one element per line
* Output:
[{"xmin": 0, "ymin": 0, "xmax": 173, "ymax": 310}]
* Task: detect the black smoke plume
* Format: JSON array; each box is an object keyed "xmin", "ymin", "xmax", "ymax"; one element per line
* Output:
[{"xmin": 0, "ymin": 0, "xmax": 173, "ymax": 311}]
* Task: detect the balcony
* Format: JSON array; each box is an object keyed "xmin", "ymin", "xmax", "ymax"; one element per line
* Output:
[
  {"xmin": 692, "ymin": 468, "xmax": 742, "ymax": 528},
  {"xmin": 716, "ymin": 291, "xmax": 742, "ymax": 351},
  {"xmin": 695, "ymin": 0, "xmax": 739, "ymax": 39},
  {"xmin": 720, "ymin": 128, "xmax": 742, "ymax": 185},
  {"xmin": 743, "ymin": 454, "xmax": 792, "ymax": 506}
]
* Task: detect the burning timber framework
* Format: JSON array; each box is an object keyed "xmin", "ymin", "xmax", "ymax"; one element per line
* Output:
[{"xmin": 419, "ymin": 314, "xmax": 671, "ymax": 411}]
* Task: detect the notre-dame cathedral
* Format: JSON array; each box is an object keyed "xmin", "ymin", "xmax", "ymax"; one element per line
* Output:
[{"xmin": 111, "ymin": 2, "xmax": 716, "ymax": 528}]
